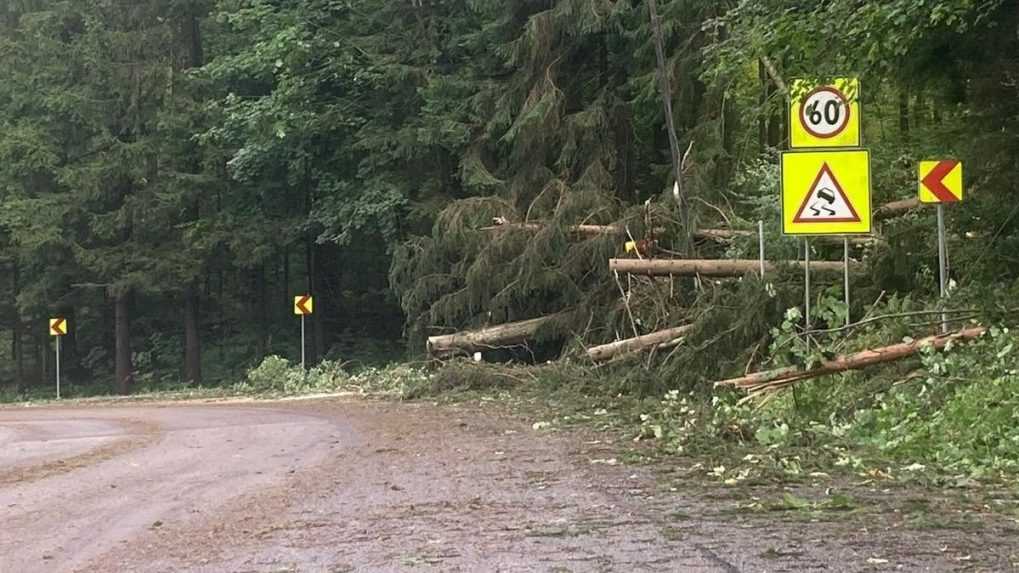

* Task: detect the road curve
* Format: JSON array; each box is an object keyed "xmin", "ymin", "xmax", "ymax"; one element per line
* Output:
[
  {"xmin": 2, "ymin": 398, "xmax": 1015, "ymax": 572},
  {"xmin": 1, "ymin": 404, "xmax": 343, "ymax": 572}
]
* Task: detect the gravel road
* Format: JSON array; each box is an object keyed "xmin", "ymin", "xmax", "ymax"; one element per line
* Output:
[{"xmin": 1, "ymin": 398, "xmax": 1015, "ymax": 572}]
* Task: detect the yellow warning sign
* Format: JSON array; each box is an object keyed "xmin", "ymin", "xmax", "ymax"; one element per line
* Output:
[
  {"xmin": 789, "ymin": 78, "xmax": 861, "ymax": 149},
  {"xmin": 49, "ymin": 318, "xmax": 68, "ymax": 336},
  {"xmin": 782, "ymin": 150, "xmax": 872, "ymax": 236},
  {"xmin": 919, "ymin": 160, "xmax": 963, "ymax": 204},
  {"xmin": 294, "ymin": 295, "xmax": 314, "ymax": 316}
]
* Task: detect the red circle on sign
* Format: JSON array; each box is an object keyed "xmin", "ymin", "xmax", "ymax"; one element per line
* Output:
[{"xmin": 799, "ymin": 86, "xmax": 851, "ymax": 139}]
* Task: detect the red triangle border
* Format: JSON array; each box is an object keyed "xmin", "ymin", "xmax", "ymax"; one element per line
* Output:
[{"xmin": 792, "ymin": 162, "xmax": 862, "ymax": 224}]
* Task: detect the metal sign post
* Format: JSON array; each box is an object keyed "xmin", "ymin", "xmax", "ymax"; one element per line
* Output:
[
  {"xmin": 56, "ymin": 337, "xmax": 61, "ymax": 400},
  {"xmin": 49, "ymin": 318, "xmax": 67, "ymax": 399},
  {"xmin": 936, "ymin": 204, "xmax": 949, "ymax": 333},
  {"xmin": 804, "ymin": 239, "xmax": 811, "ymax": 329},
  {"xmin": 301, "ymin": 314, "xmax": 307, "ymax": 370},
  {"xmin": 844, "ymin": 238, "xmax": 851, "ymax": 327},
  {"xmin": 758, "ymin": 220, "xmax": 766, "ymax": 278},
  {"xmin": 293, "ymin": 295, "xmax": 314, "ymax": 370}
]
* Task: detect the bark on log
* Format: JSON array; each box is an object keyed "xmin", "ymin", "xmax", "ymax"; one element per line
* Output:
[
  {"xmin": 587, "ymin": 325, "xmax": 694, "ymax": 363},
  {"xmin": 481, "ymin": 223, "xmax": 624, "ymax": 236},
  {"xmin": 715, "ymin": 326, "xmax": 987, "ymax": 390},
  {"xmin": 609, "ymin": 258, "xmax": 856, "ymax": 277},
  {"xmin": 483, "ymin": 224, "xmax": 759, "ymax": 242},
  {"xmin": 481, "ymin": 222, "xmax": 666, "ymax": 237},
  {"xmin": 694, "ymin": 229, "xmax": 876, "ymax": 246},
  {"xmin": 114, "ymin": 290, "xmax": 134, "ymax": 395},
  {"xmin": 875, "ymin": 198, "xmax": 920, "ymax": 219},
  {"xmin": 427, "ymin": 313, "xmax": 565, "ymax": 357},
  {"xmin": 694, "ymin": 229, "xmax": 752, "ymax": 241},
  {"xmin": 183, "ymin": 285, "xmax": 202, "ymax": 386},
  {"xmin": 484, "ymin": 224, "xmax": 877, "ymax": 246}
]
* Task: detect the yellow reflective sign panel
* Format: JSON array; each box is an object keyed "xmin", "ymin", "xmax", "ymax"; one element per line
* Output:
[
  {"xmin": 294, "ymin": 295, "xmax": 314, "ymax": 316},
  {"xmin": 782, "ymin": 150, "xmax": 872, "ymax": 236},
  {"xmin": 789, "ymin": 78, "xmax": 861, "ymax": 149},
  {"xmin": 49, "ymin": 318, "xmax": 68, "ymax": 336},
  {"xmin": 919, "ymin": 160, "xmax": 963, "ymax": 204}
]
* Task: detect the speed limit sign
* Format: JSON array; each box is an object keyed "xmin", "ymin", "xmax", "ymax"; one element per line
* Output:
[{"xmin": 790, "ymin": 78, "xmax": 861, "ymax": 149}]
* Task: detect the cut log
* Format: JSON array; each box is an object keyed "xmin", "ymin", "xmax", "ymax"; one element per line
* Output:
[
  {"xmin": 694, "ymin": 229, "xmax": 877, "ymax": 247},
  {"xmin": 481, "ymin": 222, "xmax": 620, "ymax": 236},
  {"xmin": 875, "ymin": 198, "xmax": 920, "ymax": 219},
  {"xmin": 694, "ymin": 229, "xmax": 752, "ymax": 241},
  {"xmin": 484, "ymin": 224, "xmax": 754, "ymax": 242},
  {"xmin": 715, "ymin": 326, "xmax": 987, "ymax": 391},
  {"xmin": 483, "ymin": 223, "xmax": 881, "ymax": 247},
  {"xmin": 609, "ymin": 258, "xmax": 857, "ymax": 277},
  {"xmin": 587, "ymin": 325, "xmax": 694, "ymax": 363},
  {"xmin": 481, "ymin": 222, "xmax": 667, "ymax": 238},
  {"xmin": 427, "ymin": 313, "xmax": 566, "ymax": 357}
]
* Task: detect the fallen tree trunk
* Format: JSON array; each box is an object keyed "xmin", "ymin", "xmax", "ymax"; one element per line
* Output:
[
  {"xmin": 694, "ymin": 229, "xmax": 752, "ymax": 241},
  {"xmin": 484, "ymin": 224, "xmax": 751, "ymax": 241},
  {"xmin": 427, "ymin": 313, "xmax": 566, "ymax": 357},
  {"xmin": 587, "ymin": 324, "xmax": 694, "ymax": 363},
  {"xmin": 875, "ymin": 198, "xmax": 920, "ymax": 219},
  {"xmin": 715, "ymin": 326, "xmax": 987, "ymax": 392},
  {"xmin": 481, "ymin": 222, "xmax": 667, "ymax": 238},
  {"xmin": 481, "ymin": 222, "xmax": 622, "ymax": 236},
  {"xmin": 694, "ymin": 229, "xmax": 877, "ymax": 247},
  {"xmin": 609, "ymin": 258, "xmax": 857, "ymax": 277},
  {"xmin": 483, "ymin": 223, "xmax": 881, "ymax": 247}
]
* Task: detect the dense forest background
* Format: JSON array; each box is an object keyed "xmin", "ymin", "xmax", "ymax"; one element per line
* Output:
[{"xmin": 1, "ymin": 0, "xmax": 1016, "ymax": 395}]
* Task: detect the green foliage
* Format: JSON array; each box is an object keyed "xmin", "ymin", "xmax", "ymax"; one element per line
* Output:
[
  {"xmin": 244, "ymin": 355, "xmax": 305, "ymax": 392},
  {"xmin": 636, "ymin": 320, "xmax": 1019, "ymax": 480},
  {"xmin": 241, "ymin": 354, "xmax": 429, "ymax": 397},
  {"xmin": 855, "ymin": 327, "xmax": 1019, "ymax": 475}
]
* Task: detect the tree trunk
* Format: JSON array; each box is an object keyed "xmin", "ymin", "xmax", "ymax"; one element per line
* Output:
[
  {"xmin": 183, "ymin": 285, "xmax": 201, "ymax": 385},
  {"xmin": 312, "ymin": 245, "xmax": 325, "ymax": 363},
  {"xmin": 483, "ymin": 224, "xmax": 876, "ymax": 247},
  {"xmin": 483, "ymin": 222, "xmax": 633, "ymax": 236},
  {"xmin": 898, "ymin": 87, "xmax": 910, "ymax": 138},
  {"xmin": 609, "ymin": 258, "xmax": 857, "ymax": 277},
  {"xmin": 647, "ymin": 0, "xmax": 691, "ymax": 250},
  {"xmin": 12, "ymin": 261, "xmax": 23, "ymax": 391},
  {"xmin": 758, "ymin": 60, "xmax": 768, "ymax": 152},
  {"xmin": 256, "ymin": 265, "xmax": 268, "ymax": 360},
  {"xmin": 114, "ymin": 291, "xmax": 134, "ymax": 394},
  {"xmin": 715, "ymin": 327, "xmax": 987, "ymax": 392},
  {"xmin": 587, "ymin": 325, "xmax": 694, "ymax": 363},
  {"xmin": 217, "ymin": 270, "xmax": 225, "ymax": 362},
  {"xmin": 38, "ymin": 332, "xmax": 47, "ymax": 387},
  {"xmin": 693, "ymin": 229, "xmax": 877, "ymax": 246},
  {"xmin": 59, "ymin": 304, "xmax": 79, "ymax": 383},
  {"xmin": 304, "ymin": 237, "xmax": 318, "ymax": 365},
  {"xmin": 482, "ymin": 222, "xmax": 666, "ymax": 238},
  {"xmin": 875, "ymin": 198, "xmax": 920, "ymax": 219},
  {"xmin": 427, "ymin": 313, "xmax": 566, "ymax": 357},
  {"xmin": 766, "ymin": 72, "xmax": 782, "ymax": 147}
]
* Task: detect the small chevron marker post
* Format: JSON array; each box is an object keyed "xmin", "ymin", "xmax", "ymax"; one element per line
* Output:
[
  {"xmin": 919, "ymin": 160, "xmax": 964, "ymax": 333},
  {"xmin": 294, "ymin": 296, "xmax": 313, "ymax": 370},
  {"xmin": 50, "ymin": 318, "xmax": 68, "ymax": 399}
]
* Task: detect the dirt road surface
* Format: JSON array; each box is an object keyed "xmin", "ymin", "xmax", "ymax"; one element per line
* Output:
[{"xmin": 2, "ymin": 398, "xmax": 1016, "ymax": 572}]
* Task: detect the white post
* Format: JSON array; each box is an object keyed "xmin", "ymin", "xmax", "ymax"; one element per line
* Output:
[
  {"xmin": 844, "ymin": 238, "xmax": 851, "ymax": 327},
  {"xmin": 804, "ymin": 238, "xmax": 811, "ymax": 329},
  {"xmin": 937, "ymin": 204, "xmax": 949, "ymax": 333},
  {"xmin": 55, "ymin": 336, "xmax": 61, "ymax": 400},
  {"xmin": 758, "ymin": 220, "xmax": 766, "ymax": 279},
  {"xmin": 301, "ymin": 314, "xmax": 307, "ymax": 370}
]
